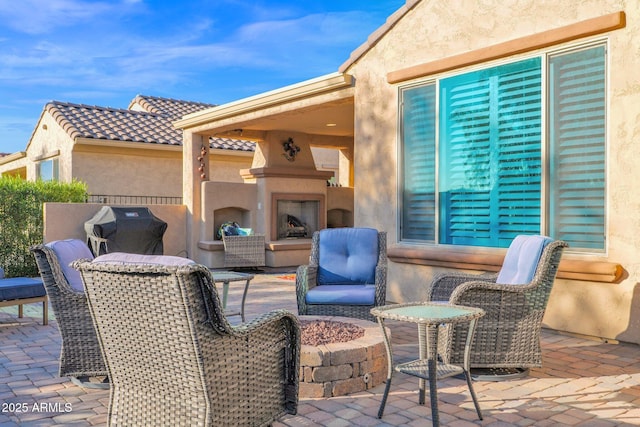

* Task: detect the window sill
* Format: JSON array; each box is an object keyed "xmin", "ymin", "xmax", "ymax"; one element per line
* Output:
[{"xmin": 388, "ymin": 244, "xmax": 623, "ymax": 283}]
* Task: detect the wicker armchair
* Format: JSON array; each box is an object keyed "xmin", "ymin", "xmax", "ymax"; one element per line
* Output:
[
  {"xmin": 426, "ymin": 236, "xmax": 568, "ymax": 378},
  {"xmin": 74, "ymin": 254, "xmax": 300, "ymax": 427},
  {"xmin": 30, "ymin": 241, "xmax": 108, "ymax": 382},
  {"xmin": 296, "ymin": 228, "xmax": 387, "ymax": 322},
  {"xmin": 223, "ymin": 234, "xmax": 266, "ymax": 268}
]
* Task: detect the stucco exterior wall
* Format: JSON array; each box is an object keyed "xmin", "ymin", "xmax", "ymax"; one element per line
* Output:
[
  {"xmin": 72, "ymin": 145, "xmax": 252, "ymax": 198},
  {"xmin": 73, "ymin": 147, "xmax": 183, "ymax": 197},
  {"xmin": 209, "ymin": 153, "xmax": 253, "ymax": 183},
  {"xmin": 346, "ymin": 0, "xmax": 640, "ymax": 344}
]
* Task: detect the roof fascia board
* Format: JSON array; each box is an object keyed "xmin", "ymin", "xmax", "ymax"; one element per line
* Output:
[
  {"xmin": 388, "ymin": 11, "xmax": 626, "ymax": 84},
  {"xmin": 74, "ymin": 138, "xmax": 252, "ymax": 156},
  {"xmin": 175, "ymin": 72, "xmax": 354, "ymax": 130},
  {"xmin": 0, "ymin": 151, "xmax": 27, "ymax": 165},
  {"xmin": 32, "ymin": 150, "xmax": 60, "ymax": 161},
  {"xmin": 74, "ymin": 138, "xmax": 182, "ymax": 152}
]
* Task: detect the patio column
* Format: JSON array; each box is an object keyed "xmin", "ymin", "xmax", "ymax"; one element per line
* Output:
[{"xmin": 183, "ymin": 131, "xmax": 208, "ymax": 260}]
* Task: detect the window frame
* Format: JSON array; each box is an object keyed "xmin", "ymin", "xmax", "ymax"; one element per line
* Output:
[
  {"xmin": 36, "ymin": 158, "xmax": 59, "ymax": 182},
  {"xmin": 397, "ymin": 39, "xmax": 608, "ymax": 254}
]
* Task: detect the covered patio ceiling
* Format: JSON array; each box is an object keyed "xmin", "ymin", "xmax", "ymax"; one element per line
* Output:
[{"xmin": 174, "ymin": 73, "xmax": 355, "ymax": 143}]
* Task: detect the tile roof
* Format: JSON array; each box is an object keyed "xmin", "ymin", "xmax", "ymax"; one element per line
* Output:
[
  {"xmin": 129, "ymin": 94, "xmax": 217, "ymax": 119},
  {"xmin": 44, "ymin": 95, "xmax": 255, "ymax": 152}
]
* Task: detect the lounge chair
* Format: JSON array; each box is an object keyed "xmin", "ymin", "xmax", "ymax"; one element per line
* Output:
[
  {"xmin": 425, "ymin": 235, "xmax": 568, "ymax": 379},
  {"xmin": 74, "ymin": 253, "xmax": 300, "ymax": 426},
  {"xmin": 30, "ymin": 240, "xmax": 108, "ymax": 386},
  {"xmin": 296, "ymin": 227, "xmax": 387, "ymax": 322}
]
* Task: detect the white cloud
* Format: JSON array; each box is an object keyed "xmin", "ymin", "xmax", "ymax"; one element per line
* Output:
[
  {"xmin": 0, "ymin": 1, "xmax": 402, "ymax": 153},
  {"xmin": 0, "ymin": 0, "xmax": 134, "ymax": 34},
  {"xmin": 0, "ymin": 8, "xmax": 379, "ymax": 92}
]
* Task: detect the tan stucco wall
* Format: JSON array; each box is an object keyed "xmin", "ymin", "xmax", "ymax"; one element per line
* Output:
[
  {"xmin": 73, "ymin": 144, "xmax": 252, "ymax": 197},
  {"xmin": 73, "ymin": 146, "xmax": 183, "ymax": 196},
  {"xmin": 17, "ymin": 112, "xmax": 75, "ymax": 181},
  {"xmin": 209, "ymin": 152, "xmax": 253, "ymax": 183},
  {"xmin": 347, "ymin": 0, "xmax": 640, "ymax": 344},
  {"xmin": 43, "ymin": 203, "xmax": 187, "ymax": 257}
]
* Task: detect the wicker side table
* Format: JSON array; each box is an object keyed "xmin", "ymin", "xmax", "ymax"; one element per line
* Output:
[{"xmin": 371, "ymin": 302, "xmax": 485, "ymax": 427}]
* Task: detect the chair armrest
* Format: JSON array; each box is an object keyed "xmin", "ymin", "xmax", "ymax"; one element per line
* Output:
[
  {"xmin": 448, "ymin": 279, "xmax": 545, "ymax": 312},
  {"xmin": 449, "ymin": 280, "xmax": 527, "ymax": 301},
  {"xmin": 426, "ymin": 271, "xmax": 498, "ymax": 301},
  {"xmin": 295, "ymin": 264, "xmax": 317, "ymax": 314},
  {"xmin": 228, "ymin": 309, "xmax": 301, "ymax": 410},
  {"xmin": 231, "ymin": 308, "xmax": 300, "ymax": 339},
  {"xmin": 374, "ymin": 263, "xmax": 387, "ymax": 305}
]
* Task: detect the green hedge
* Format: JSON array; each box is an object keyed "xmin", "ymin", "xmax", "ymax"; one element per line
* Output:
[{"xmin": 0, "ymin": 177, "xmax": 87, "ymax": 278}]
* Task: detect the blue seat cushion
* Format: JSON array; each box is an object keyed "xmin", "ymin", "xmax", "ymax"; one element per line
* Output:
[
  {"xmin": 317, "ymin": 228, "xmax": 379, "ymax": 286},
  {"xmin": 0, "ymin": 277, "xmax": 45, "ymax": 301},
  {"xmin": 305, "ymin": 285, "xmax": 376, "ymax": 305}
]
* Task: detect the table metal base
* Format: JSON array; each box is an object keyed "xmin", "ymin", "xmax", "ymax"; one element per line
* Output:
[{"xmin": 471, "ymin": 367, "xmax": 530, "ymax": 381}]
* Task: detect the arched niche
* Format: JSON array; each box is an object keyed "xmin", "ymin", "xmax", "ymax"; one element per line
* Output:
[
  {"xmin": 327, "ymin": 208, "xmax": 353, "ymax": 228},
  {"xmin": 213, "ymin": 207, "xmax": 252, "ymax": 240}
]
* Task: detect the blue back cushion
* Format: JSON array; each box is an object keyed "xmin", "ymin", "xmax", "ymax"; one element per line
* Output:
[
  {"xmin": 317, "ymin": 228, "xmax": 379, "ymax": 286},
  {"xmin": 496, "ymin": 235, "xmax": 553, "ymax": 285},
  {"xmin": 46, "ymin": 239, "xmax": 95, "ymax": 291}
]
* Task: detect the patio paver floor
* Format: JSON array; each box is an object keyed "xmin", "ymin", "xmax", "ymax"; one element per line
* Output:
[{"xmin": 1, "ymin": 272, "xmax": 639, "ymax": 426}]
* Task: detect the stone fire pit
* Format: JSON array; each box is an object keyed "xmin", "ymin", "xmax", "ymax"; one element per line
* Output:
[{"xmin": 298, "ymin": 315, "xmax": 389, "ymax": 398}]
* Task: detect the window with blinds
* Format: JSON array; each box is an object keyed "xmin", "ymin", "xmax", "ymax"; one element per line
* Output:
[
  {"xmin": 439, "ymin": 58, "xmax": 542, "ymax": 247},
  {"xmin": 548, "ymin": 46, "xmax": 606, "ymax": 250},
  {"xmin": 400, "ymin": 84, "xmax": 436, "ymax": 241},
  {"xmin": 399, "ymin": 43, "xmax": 606, "ymax": 251}
]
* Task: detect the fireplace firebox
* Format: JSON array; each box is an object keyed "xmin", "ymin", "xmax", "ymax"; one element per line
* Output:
[{"xmin": 272, "ymin": 193, "xmax": 325, "ymax": 240}]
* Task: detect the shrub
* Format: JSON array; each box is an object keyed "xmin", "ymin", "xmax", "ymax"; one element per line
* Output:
[{"xmin": 0, "ymin": 177, "xmax": 87, "ymax": 277}]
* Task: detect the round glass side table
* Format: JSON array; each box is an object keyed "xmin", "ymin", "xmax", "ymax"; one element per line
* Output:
[{"xmin": 371, "ymin": 302, "xmax": 485, "ymax": 427}]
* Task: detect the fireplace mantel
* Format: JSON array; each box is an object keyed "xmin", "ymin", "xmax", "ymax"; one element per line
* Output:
[{"xmin": 241, "ymin": 166, "xmax": 334, "ymax": 180}]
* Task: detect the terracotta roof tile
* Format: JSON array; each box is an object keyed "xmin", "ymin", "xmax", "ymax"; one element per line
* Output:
[
  {"xmin": 45, "ymin": 96, "xmax": 255, "ymax": 152},
  {"xmin": 129, "ymin": 94, "xmax": 217, "ymax": 119}
]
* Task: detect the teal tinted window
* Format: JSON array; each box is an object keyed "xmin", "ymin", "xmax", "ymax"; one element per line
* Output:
[
  {"xmin": 401, "ymin": 84, "xmax": 436, "ymax": 241},
  {"xmin": 439, "ymin": 58, "xmax": 542, "ymax": 247},
  {"xmin": 548, "ymin": 46, "xmax": 606, "ymax": 250},
  {"xmin": 399, "ymin": 43, "xmax": 606, "ymax": 251}
]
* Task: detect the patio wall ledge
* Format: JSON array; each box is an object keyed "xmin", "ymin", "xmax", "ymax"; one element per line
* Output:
[{"xmin": 388, "ymin": 244, "xmax": 623, "ymax": 284}]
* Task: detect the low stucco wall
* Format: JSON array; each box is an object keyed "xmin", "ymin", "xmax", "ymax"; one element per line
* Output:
[{"xmin": 43, "ymin": 203, "xmax": 187, "ymax": 258}]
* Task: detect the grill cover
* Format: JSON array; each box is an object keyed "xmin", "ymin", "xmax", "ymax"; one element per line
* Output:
[{"xmin": 84, "ymin": 207, "xmax": 167, "ymax": 256}]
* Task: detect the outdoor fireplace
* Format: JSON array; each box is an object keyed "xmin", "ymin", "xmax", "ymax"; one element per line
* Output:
[{"xmin": 272, "ymin": 193, "xmax": 325, "ymax": 240}]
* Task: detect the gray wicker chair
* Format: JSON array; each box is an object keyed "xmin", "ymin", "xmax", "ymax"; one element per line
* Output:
[
  {"xmin": 425, "ymin": 236, "xmax": 568, "ymax": 378},
  {"xmin": 30, "ymin": 241, "xmax": 108, "ymax": 383},
  {"xmin": 223, "ymin": 234, "xmax": 266, "ymax": 268},
  {"xmin": 74, "ymin": 255, "xmax": 300, "ymax": 427},
  {"xmin": 296, "ymin": 228, "xmax": 387, "ymax": 322}
]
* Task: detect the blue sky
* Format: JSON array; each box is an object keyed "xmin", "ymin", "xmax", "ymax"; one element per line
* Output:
[{"xmin": 0, "ymin": 0, "xmax": 404, "ymax": 154}]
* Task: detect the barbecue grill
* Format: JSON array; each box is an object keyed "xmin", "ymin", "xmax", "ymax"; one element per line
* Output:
[{"xmin": 84, "ymin": 206, "xmax": 167, "ymax": 256}]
